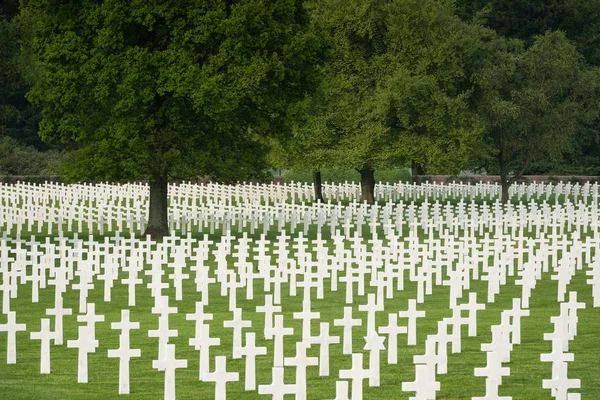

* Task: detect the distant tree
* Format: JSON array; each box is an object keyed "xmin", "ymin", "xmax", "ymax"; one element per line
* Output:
[
  {"xmin": 456, "ymin": 0, "xmax": 600, "ymax": 177},
  {"xmin": 473, "ymin": 31, "xmax": 600, "ymax": 202},
  {"xmin": 0, "ymin": 136, "xmax": 64, "ymax": 176},
  {"xmin": 0, "ymin": 1, "xmax": 45, "ymax": 150},
  {"xmin": 268, "ymin": 84, "xmax": 339, "ymax": 203},
  {"xmin": 306, "ymin": 0, "xmax": 488, "ymax": 204},
  {"xmin": 19, "ymin": 0, "xmax": 323, "ymax": 238}
]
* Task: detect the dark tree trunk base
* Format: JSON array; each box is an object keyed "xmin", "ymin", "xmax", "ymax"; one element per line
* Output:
[
  {"xmin": 313, "ymin": 170, "xmax": 324, "ymax": 203},
  {"xmin": 360, "ymin": 167, "xmax": 375, "ymax": 205},
  {"xmin": 411, "ymin": 161, "xmax": 425, "ymax": 184},
  {"xmin": 501, "ymin": 180, "xmax": 510, "ymax": 205},
  {"xmin": 144, "ymin": 224, "xmax": 169, "ymax": 240},
  {"xmin": 144, "ymin": 175, "xmax": 169, "ymax": 240}
]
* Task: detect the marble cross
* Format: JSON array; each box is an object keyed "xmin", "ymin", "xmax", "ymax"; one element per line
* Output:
[
  {"xmin": 0, "ymin": 310, "xmax": 26, "ymax": 364},
  {"xmin": 203, "ymin": 355, "xmax": 239, "ymax": 400},
  {"xmin": 30, "ymin": 318, "xmax": 56, "ymax": 373},
  {"xmin": 107, "ymin": 309, "xmax": 141, "ymax": 395}
]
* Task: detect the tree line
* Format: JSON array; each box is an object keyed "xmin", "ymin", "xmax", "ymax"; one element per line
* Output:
[{"xmin": 2, "ymin": 0, "xmax": 600, "ymax": 237}]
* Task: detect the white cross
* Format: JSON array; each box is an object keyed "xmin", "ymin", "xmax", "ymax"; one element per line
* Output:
[
  {"xmin": 284, "ymin": 341, "xmax": 318, "ymax": 400},
  {"xmin": 565, "ymin": 291, "xmax": 586, "ymax": 338},
  {"xmin": 30, "ymin": 318, "xmax": 56, "ymax": 373},
  {"xmin": 363, "ymin": 331, "xmax": 385, "ymax": 386},
  {"xmin": 458, "ymin": 292, "xmax": 485, "ymax": 337},
  {"xmin": 256, "ymin": 294, "xmax": 281, "ymax": 339},
  {"xmin": 293, "ymin": 299, "xmax": 320, "ymax": 342},
  {"xmin": 203, "ymin": 355, "xmax": 239, "ymax": 400},
  {"xmin": 189, "ymin": 323, "xmax": 220, "ymax": 381},
  {"xmin": 107, "ymin": 309, "xmax": 141, "ymax": 394},
  {"xmin": 507, "ymin": 298, "xmax": 529, "ymax": 344},
  {"xmin": 239, "ymin": 331, "xmax": 267, "ymax": 390},
  {"xmin": 45, "ymin": 294, "xmax": 72, "ymax": 345},
  {"xmin": 77, "ymin": 302, "xmax": 105, "ymax": 339},
  {"xmin": 378, "ymin": 313, "xmax": 407, "ymax": 364},
  {"xmin": 333, "ymin": 380, "xmax": 350, "ymax": 400},
  {"xmin": 272, "ymin": 314, "xmax": 294, "ymax": 367},
  {"xmin": 148, "ymin": 310, "xmax": 178, "ymax": 363},
  {"xmin": 402, "ymin": 363, "xmax": 440, "ymax": 400},
  {"xmin": 66, "ymin": 325, "xmax": 99, "ymax": 383},
  {"xmin": 310, "ymin": 322, "xmax": 340, "ymax": 376},
  {"xmin": 334, "ymin": 307, "xmax": 362, "ymax": 354},
  {"xmin": 121, "ymin": 259, "xmax": 143, "ymax": 307},
  {"xmin": 442, "ymin": 307, "xmax": 465, "ymax": 353},
  {"xmin": 473, "ymin": 350, "xmax": 511, "ymax": 400},
  {"xmin": 152, "ymin": 343, "xmax": 188, "ymax": 400},
  {"xmin": 258, "ymin": 366, "xmax": 298, "ymax": 400},
  {"xmin": 186, "ymin": 302, "xmax": 213, "ymax": 346},
  {"xmin": 398, "ymin": 299, "xmax": 425, "ymax": 345},
  {"xmin": 0, "ymin": 310, "xmax": 26, "ymax": 364},
  {"xmin": 223, "ymin": 307, "xmax": 252, "ymax": 359},
  {"xmin": 429, "ymin": 321, "xmax": 454, "ymax": 374},
  {"xmin": 339, "ymin": 353, "xmax": 370, "ymax": 400},
  {"xmin": 358, "ymin": 293, "xmax": 383, "ymax": 336}
]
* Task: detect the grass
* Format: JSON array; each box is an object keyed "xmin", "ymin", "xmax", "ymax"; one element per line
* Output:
[{"xmin": 0, "ymin": 219, "xmax": 599, "ymax": 400}]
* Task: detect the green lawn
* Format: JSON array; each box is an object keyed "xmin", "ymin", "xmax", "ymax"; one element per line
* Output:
[{"xmin": 0, "ymin": 224, "xmax": 598, "ymax": 399}]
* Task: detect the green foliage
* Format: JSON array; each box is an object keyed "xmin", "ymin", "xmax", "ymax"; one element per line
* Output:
[
  {"xmin": 472, "ymin": 31, "xmax": 600, "ymax": 184},
  {"xmin": 301, "ymin": 0, "xmax": 489, "ymax": 175},
  {"xmin": 374, "ymin": 168, "xmax": 412, "ymax": 184},
  {"xmin": 0, "ymin": 7, "xmax": 44, "ymax": 150},
  {"xmin": 18, "ymin": 0, "xmax": 323, "ymax": 184},
  {"xmin": 455, "ymin": 0, "xmax": 600, "ymax": 65},
  {"xmin": 455, "ymin": 0, "xmax": 600, "ymax": 178},
  {"xmin": 0, "ymin": 135, "xmax": 64, "ymax": 175},
  {"xmin": 282, "ymin": 167, "xmax": 410, "ymax": 184}
]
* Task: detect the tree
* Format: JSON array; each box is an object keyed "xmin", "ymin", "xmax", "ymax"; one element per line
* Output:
[
  {"xmin": 473, "ymin": 31, "xmax": 599, "ymax": 203},
  {"xmin": 0, "ymin": 0, "xmax": 45, "ymax": 151},
  {"xmin": 456, "ymin": 0, "xmax": 600, "ymax": 65},
  {"xmin": 457, "ymin": 0, "xmax": 600, "ymax": 177},
  {"xmin": 19, "ymin": 0, "xmax": 323, "ymax": 238},
  {"xmin": 268, "ymin": 85, "xmax": 339, "ymax": 203},
  {"xmin": 306, "ymin": 0, "xmax": 488, "ymax": 204}
]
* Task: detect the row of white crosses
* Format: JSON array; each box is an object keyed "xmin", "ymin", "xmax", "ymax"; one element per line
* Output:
[
  {"xmin": 541, "ymin": 291, "xmax": 586, "ymax": 400},
  {"xmin": 3, "ymin": 178, "xmax": 596, "ymax": 211},
  {"xmin": 1, "ymin": 225, "xmax": 597, "ymax": 399},
  {"xmin": 2, "ymin": 222, "xmax": 599, "ymax": 319},
  {"xmin": 2, "ymin": 180, "xmax": 600, "ymax": 237},
  {"xmin": 3, "ymin": 199, "xmax": 598, "ymax": 255}
]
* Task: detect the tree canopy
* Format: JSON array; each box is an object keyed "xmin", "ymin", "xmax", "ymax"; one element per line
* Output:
[
  {"xmin": 4, "ymin": 0, "xmax": 600, "ymax": 213},
  {"xmin": 0, "ymin": 0, "xmax": 44, "ymax": 150},
  {"xmin": 294, "ymin": 0, "xmax": 490, "ymax": 203},
  {"xmin": 473, "ymin": 31, "xmax": 600, "ymax": 202},
  {"xmin": 19, "ymin": 0, "xmax": 323, "ymax": 237}
]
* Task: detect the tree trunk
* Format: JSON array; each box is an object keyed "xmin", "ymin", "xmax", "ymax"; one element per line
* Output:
[
  {"xmin": 313, "ymin": 170, "xmax": 324, "ymax": 203},
  {"xmin": 411, "ymin": 161, "xmax": 425, "ymax": 184},
  {"xmin": 501, "ymin": 178, "xmax": 510, "ymax": 204},
  {"xmin": 144, "ymin": 175, "xmax": 169, "ymax": 239},
  {"xmin": 359, "ymin": 167, "xmax": 375, "ymax": 205},
  {"xmin": 499, "ymin": 152, "xmax": 510, "ymax": 205}
]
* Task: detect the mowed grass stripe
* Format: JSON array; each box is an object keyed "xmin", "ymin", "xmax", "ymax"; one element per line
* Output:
[{"xmin": 0, "ymin": 235, "xmax": 598, "ymax": 399}]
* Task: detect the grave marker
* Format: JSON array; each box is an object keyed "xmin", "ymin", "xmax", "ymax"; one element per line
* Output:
[
  {"xmin": 239, "ymin": 332, "xmax": 267, "ymax": 390},
  {"xmin": 29, "ymin": 318, "xmax": 56, "ymax": 374},
  {"xmin": 66, "ymin": 325, "xmax": 99, "ymax": 383},
  {"xmin": 107, "ymin": 310, "xmax": 141, "ymax": 395},
  {"xmin": 203, "ymin": 356, "xmax": 239, "ymax": 400},
  {"xmin": 399, "ymin": 299, "xmax": 425, "ymax": 346},
  {"xmin": 0, "ymin": 310, "xmax": 26, "ymax": 364},
  {"xmin": 152, "ymin": 343, "xmax": 188, "ymax": 400},
  {"xmin": 310, "ymin": 322, "xmax": 340, "ymax": 376},
  {"xmin": 339, "ymin": 353, "xmax": 370, "ymax": 400},
  {"xmin": 334, "ymin": 307, "xmax": 363, "ymax": 355},
  {"xmin": 258, "ymin": 367, "xmax": 298, "ymax": 400}
]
